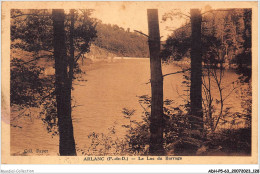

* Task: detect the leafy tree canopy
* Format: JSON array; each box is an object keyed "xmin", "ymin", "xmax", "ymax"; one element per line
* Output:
[{"xmin": 161, "ymin": 8, "xmax": 252, "ymax": 82}]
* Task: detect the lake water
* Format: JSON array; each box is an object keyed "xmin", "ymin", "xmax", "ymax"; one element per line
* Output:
[{"xmin": 10, "ymin": 58, "xmax": 243, "ymax": 156}]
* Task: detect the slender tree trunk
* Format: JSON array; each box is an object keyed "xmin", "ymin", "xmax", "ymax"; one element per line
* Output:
[
  {"xmin": 189, "ymin": 9, "xmax": 203, "ymax": 152},
  {"xmin": 207, "ymin": 67, "xmax": 214, "ymax": 132},
  {"xmin": 147, "ymin": 9, "xmax": 164, "ymax": 155},
  {"xmin": 69, "ymin": 9, "xmax": 75, "ymax": 89},
  {"xmin": 242, "ymin": 9, "xmax": 252, "ymax": 82},
  {"xmin": 52, "ymin": 9, "xmax": 76, "ymax": 156}
]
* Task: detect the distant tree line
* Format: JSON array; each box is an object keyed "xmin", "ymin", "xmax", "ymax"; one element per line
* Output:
[{"xmin": 94, "ymin": 22, "xmax": 149, "ymax": 57}]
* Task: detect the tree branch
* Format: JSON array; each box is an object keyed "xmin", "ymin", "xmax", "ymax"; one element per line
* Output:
[
  {"xmin": 201, "ymin": 9, "xmax": 244, "ymax": 16},
  {"xmin": 21, "ymin": 55, "xmax": 53, "ymax": 65},
  {"xmin": 75, "ymin": 50, "xmax": 85, "ymax": 63},
  {"xmin": 223, "ymin": 83, "xmax": 242, "ymax": 102},
  {"xmin": 134, "ymin": 30, "xmax": 149, "ymax": 38},
  {"xmin": 163, "ymin": 68, "xmax": 190, "ymax": 78},
  {"xmin": 11, "ymin": 14, "xmax": 51, "ymax": 18},
  {"xmin": 145, "ymin": 68, "xmax": 190, "ymax": 85}
]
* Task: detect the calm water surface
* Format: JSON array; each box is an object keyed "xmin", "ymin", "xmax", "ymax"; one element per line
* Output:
[{"xmin": 10, "ymin": 58, "xmax": 242, "ymax": 155}]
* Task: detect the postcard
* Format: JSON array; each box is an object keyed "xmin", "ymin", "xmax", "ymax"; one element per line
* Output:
[{"xmin": 1, "ymin": 1, "xmax": 258, "ymax": 164}]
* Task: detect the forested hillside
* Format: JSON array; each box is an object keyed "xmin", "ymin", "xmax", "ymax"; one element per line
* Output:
[
  {"xmin": 94, "ymin": 22, "xmax": 149, "ymax": 57},
  {"xmin": 161, "ymin": 8, "xmax": 251, "ymax": 81}
]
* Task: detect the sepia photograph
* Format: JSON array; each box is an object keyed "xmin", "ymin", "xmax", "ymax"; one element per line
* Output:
[{"xmin": 1, "ymin": 1, "xmax": 258, "ymax": 165}]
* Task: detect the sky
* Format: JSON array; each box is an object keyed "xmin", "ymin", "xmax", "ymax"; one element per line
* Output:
[{"xmin": 90, "ymin": 2, "xmax": 193, "ymax": 40}]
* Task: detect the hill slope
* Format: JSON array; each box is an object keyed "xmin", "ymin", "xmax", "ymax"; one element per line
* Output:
[{"xmin": 94, "ymin": 22, "xmax": 149, "ymax": 58}]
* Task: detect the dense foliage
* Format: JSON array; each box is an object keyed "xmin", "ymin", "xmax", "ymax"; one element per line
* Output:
[
  {"xmin": 94, "ymin": 22, "xmax": 149, "ymax": 57},
  {"xmin": 161, "ymin": 8, "xmax": 252, "ymax": 82},
  {"xmin": 79, "ymin": 95, "xmax": 251, "ymax": 156},
  {"xmin": 11, "ymin": 9, "xmax": 97, "ymax": 107},
  {"xmin": 11, "ymin": 9, "xmax": 97, "ymax": 137}
]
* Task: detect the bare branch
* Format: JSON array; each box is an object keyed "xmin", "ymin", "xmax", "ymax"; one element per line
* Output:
[
  {"xmin": 75, "ymin": 50, "xmax": 85, "ymax": 63},
  {"xmin": 134, "ymin": 30, "xmax": 149, "ymax": 38},
  {"xmin": 138, "ymin": 100, "xmax": 149, "ymax": 115},
  {"xmin": 201, "ymin": 9, "xmax": 242, "ymax": 16},
  {"xmin": 21, "ymin": 55, "xmax": 53, "ymax": 65},
  {"xmin": 223, "ymin": 83, "xmax": 242, "ymax": 102},
  {"xmin": 163, "ymin": 68, "xmax": 190, "ymax": 78},
  {"xmin": 163, "ymin": 10, "xmax": 191, "ymax": 20},
  {"xmin": 144, "ymin": 68, "xmax": 190, "ymax": 85},
  {"xmin": 41, "ymin": 91, "xmax": 55, "ymax": 101},
  {"xmin": 11, "ymin": 14, "xmax": 51, "ymax": 18},
  {"xmin": 176, "ymin": 85, "xmax": 188, "ymax": 102}
]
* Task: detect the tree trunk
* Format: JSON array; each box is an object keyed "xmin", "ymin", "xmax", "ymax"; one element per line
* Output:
[
  {"xmin": 189, "ymin": 9, "xmax": 203, "ymax": 152},
  {"xmin": 52, "ymin": 9, "xmax": 76, "ymax": 156},
  {"xmin": 147, "ymin": 9, "xmax": 164, "ymax": 155},
  {"xmin": 69, "ymin": 9, "xmax": 75, "ymax": 89}
]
